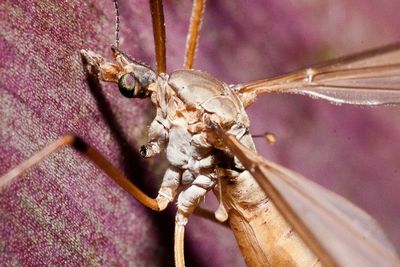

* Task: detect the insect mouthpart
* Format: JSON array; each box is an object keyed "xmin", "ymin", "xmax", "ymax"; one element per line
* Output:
[{"xmin": 118, "ymin": 72, "xmax": 149, "ymax": 98}]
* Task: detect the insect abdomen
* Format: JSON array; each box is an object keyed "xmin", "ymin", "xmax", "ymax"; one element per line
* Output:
[{"xmin": 221, "ymin": 171, "xmax": 321, "ymax": 267}]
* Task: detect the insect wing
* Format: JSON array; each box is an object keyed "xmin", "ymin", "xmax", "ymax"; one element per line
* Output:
[
  {"xmin": 216, "ymin": 130, "xmax": 400, "ymax": 267},
  {"xmin": 238, "ymin": 43, "xmax": 400, "ymax": 106}
]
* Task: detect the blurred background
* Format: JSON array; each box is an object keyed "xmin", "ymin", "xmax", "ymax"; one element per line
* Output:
[{"xmin": 1, "ymin": 0, "xmax": 399, "ymax": 266}]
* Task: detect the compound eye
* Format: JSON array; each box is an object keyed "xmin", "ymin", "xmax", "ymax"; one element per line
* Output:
[{"xmin": 118, "ymin": 72, "xmax": 147, "ymax": 98}]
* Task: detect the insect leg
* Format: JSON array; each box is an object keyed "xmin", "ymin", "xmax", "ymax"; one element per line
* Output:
[
  {"xmin": 157, "ymin": 164, "xmax": 229, "ymax": 226},
  {"xmin": 173, "ymin": 173, "xmax": 222, "ymax": 265},
  {"xmin": 174, "ymin": 173, "xmax": 214, "ymax": 267},
  {"xmin": 173, "ymin": 172, "xmax": 217, "ymax": 267},
  {"xmin": 0, "ymin": 136, "xmax": 162, "ymax": 211},
  {"xmin": 149, "ymin": 0, "xmax": 167, "ymax": 73},
  {"xmin": 177, "ymin": 174, "xmax": 216, "ymax": 215},
  {"xmin": 157, "ymin": 165, "xmax": 181, "ymax": 210},
  {"xmin": 174, "ymin": 216, "xmax": 186, "ymax": 267},
  {"xmin": 183, "ymin": 0, "xmax": 206, "ymax": 69}
]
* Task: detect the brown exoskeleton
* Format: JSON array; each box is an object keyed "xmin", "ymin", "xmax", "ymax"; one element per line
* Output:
[{"xmin": 2, "ymin": 1, "xmax": 400, "ymax": 266}]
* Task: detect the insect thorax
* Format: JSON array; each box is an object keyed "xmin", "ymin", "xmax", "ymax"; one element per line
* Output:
[{"xmin": 149, "ymin": 69, "xmax": 256, "ymax": 221}]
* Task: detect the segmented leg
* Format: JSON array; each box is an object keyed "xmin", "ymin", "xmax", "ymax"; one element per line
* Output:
[
  {"xmin": 0, "ymin": 135, "xmax": 160, "ymax": 211},
  {"xmin": 149, "ymin": 0, "xmax": 167, "ymax": 73},
  {"xmin": 174, "ymin": 219, "xmax": 186, "ymax": 267},
  {"xmin": 183, "ymin": 0, "xmax": 206, "ymax": 69},
  {"xmin": 0, "ymin": 135, "xmax": 229, "ymax": 228}
]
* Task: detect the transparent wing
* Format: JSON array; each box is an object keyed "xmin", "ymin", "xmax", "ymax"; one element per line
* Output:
[
  {"xmin": 215, "ymin": 128, "xmax": 399, "ymax": 267},
  {"xmin": 237, "ymin": 43, "xmax": 400, "ymax": 107}
]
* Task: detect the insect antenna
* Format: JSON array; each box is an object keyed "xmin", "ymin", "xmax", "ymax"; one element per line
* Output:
[{"xmin": 113, "ymin": 0, "xmax": 120, "ymax": 48}]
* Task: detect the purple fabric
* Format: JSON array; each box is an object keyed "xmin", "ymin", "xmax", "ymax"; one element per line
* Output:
[{"xmin": 1, "ymin": 1, "xmax": 399, "ymax": 266}]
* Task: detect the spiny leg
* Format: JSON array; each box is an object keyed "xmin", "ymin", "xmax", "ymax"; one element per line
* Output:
[
  {"xmin": 149, "ymin": 0, "xmax": 167, "ymax": 73},
  {"xmin": 0, "ymin": 135, "xmax": 160, "ymax": 211},
  {"xmin": 183, "ymin": 0, "xmax": 206, "ymax": 69}
]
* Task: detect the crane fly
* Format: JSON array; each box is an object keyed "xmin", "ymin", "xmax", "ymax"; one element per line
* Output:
[{"xmin": 1, "ymin": 0, "xmax": 400, "ymax": 266}]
